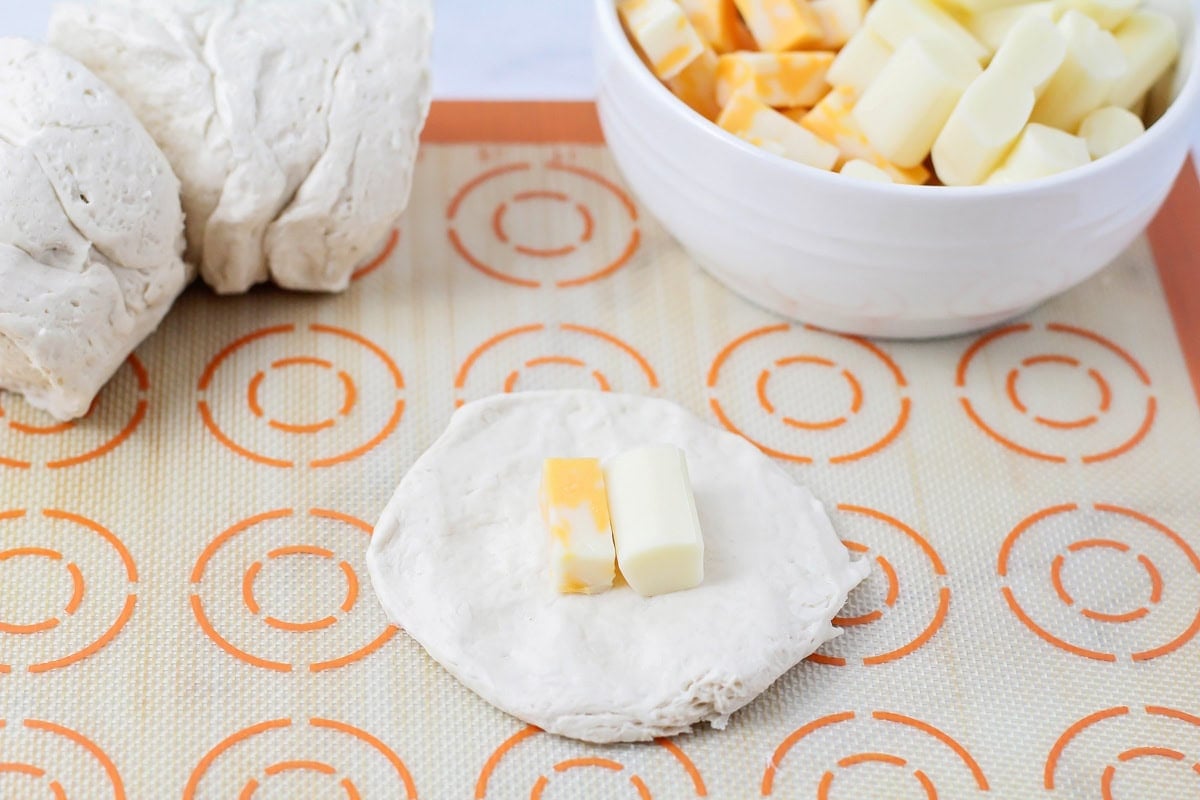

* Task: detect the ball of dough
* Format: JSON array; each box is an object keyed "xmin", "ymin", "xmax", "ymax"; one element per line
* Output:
[
  {"xmin": 50, "ymin": 0, "xmax": 433, "ymax": 295},
  {"xmin": 367, "ymin": 392, "xmax": 868, "ymax": 744},
  {"xmin": 0, "ymin": 38, "xmax": 188, "ymax": 421}
]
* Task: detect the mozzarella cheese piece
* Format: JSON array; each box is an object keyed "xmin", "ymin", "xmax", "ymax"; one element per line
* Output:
[
  {"xmin": 620, "ymin": 0, "xmax": 707, "ymax": 80},
  {"xmin": 732, "ymin": 0, "xmax": 825, "ymax": 51},
  {"xmin": 0, "ymin": 38, "xmax": 188, "ymax": 421},
  {"xmin": 1030, "ymin": 10, "xmax": 1128, "ymax": 131},
  {"xmin": 865, "ymin": 0, "xmax": 988, "ymax": 64},
  {"xmin": 719, "ymin": 92, "xmax": 840, "ymax": 170},
  {"xmin": 934, "ymin": 72, "xmax": 1035, "ymax": 186},
  {"xmin": 827, "ymin": 30, "xmax": 895, "ymax": 93},
  {"xmin": 50, "ymin": 0, "xmax": 432, "ymax": 295},
  {"xmin": 1078, "ymin": 105, "xmax": 1145, "ymax": 157},
  {"xmin": 678, "ymin": 0, "xmax": 749, "ymax": 53},
  {"xmin": 986, "ymin": 123, "xmax": 1091, "ymax": 184},
  {"xmin": 540, "ymin": 459, "xmax": 617, "ymax": 595},
  {"xmin": 988, "ymin": 14, "xmax": 1069, "ymax": 94},
  {"xmin": 1061, "ymin": 0, "xmax": 1138, "ymax": 29},
  {"xmin": 604, "ymin": 445, "xmax": 704, "ymax": 598},
  {"xmin": 840, "ymin": 159, "xmax": 895, "ymax": 181},
  {"xmin": 854, "ymin": 35, "xmax": 983, "ymax": 168},
  {"xmin": 667, "ymin": 46, "xmax": 723, "ymax": 120},
  {"xmin": 967, "ymin": 1, "xmax": 1065, "ymax": 52},
  {"xmin": 811, "ymin": 0, "xmax": 868, "ymax": 48},
  {"xmin": 801, "ymin": 87, "xmax": 932, "ymax": 183},
  {"xmin": 367, "ymin": 392, "xmax": 869, "ymax": 743},
  {"xmin": 715, "ymin": 51, "xmax": 835, "ymax": 108},
  {"xmin": 1108, "ymin": 11, "xmax": 1180, "ymax": 109}
]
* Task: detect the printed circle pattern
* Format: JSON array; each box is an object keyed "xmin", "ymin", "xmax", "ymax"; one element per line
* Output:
[
  {"xmin": 189, "ymin": 509, "xmax": 397, "ymax": 673},
  {"xmin": 0, "ymin": 509, "xmax": 137, "ymax": 674},
  {"xmin": 350, "ymin": 228, "xmax": 401, "ymax": 282},
  {"xmin": 475, "ymin": 726, "xmax": 706, "ymax": 799},
  {"xmin": 998, "ymin": 504, "xmax": 1200, "ymax": 662},
  {"xmin": 809, "ymin": 506, "xmax": 949, "ymax": 667},
  {"xmin": 447, "ymin": 160, "xmax": 640, "ymax": 288},
  {"xmin": 0, "ymin": 355, "xmax": 149, "ymax": 470},
  {"xmin": 762, "ymin": 710, "xmax": 989, "ymax": 797},
  {"xmin": 184, "ymin": 717, "xmax": 415, "ymax": 799},
  {"xmin": 707, "ymin": 324, "xmax": 910, "ymax": 464},
  {"xmin": 455, "ymin": 323, "xmax": 659, "ymax": 405},
  {"xmin": 0, "ymin": 718, "xmax": 125, "ymax": 798},
  {"xmin": 957, "ymin": 323, "xmax": 1156, "ymax": 463},
  {"xmin": 197, "ymin": 324, "xmax": 405, "ymax": 469},
  {"xmin": 1045, "ymin": 705, "xmax": 1200, "ymax": 797}
]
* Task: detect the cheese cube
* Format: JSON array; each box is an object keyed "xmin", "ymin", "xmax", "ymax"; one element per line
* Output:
[
  {"xmin": 864, "ymin": 0, "xmax": 988, "ymax": 64},
  {"xmin": 933, "ymin": 72, "xmax": 1034, "ymax": 186},
  {"xmin": 988, "ymin": 14, "xmax": 1068, "ymax": 94},
  {"xmin": 827, "ymin": 30, "xmax": 894, "ymax": 93},
  {"xmin": 1108, "ymin": 11, "xmax": 1180, "ymax": 109},
  {"xmin": 840, "ymin": 159, "xmax": 895, "ymax": 181},
  {"xmin": 854, "ymin": 35, "xmax": 982, "ymax": 168},
  {"xmin": 986, "ymin": 123, "xmax": 1091, "ymax": 184},
  {"xmin": 1061, "ymin": 0, "xmax": 1138, "ymax": 30},
  {"xmin": 1031, "ymin": 11, "xmax": 1127, "ymax": 131},
  {"xmin": 1078, "ymin": 105, "xmax": 1145, "ymax": 158},
  {"xmin": 939, "ymin": 0, "xmax": 1042, "ymax": 17},
  {"xmin": 732, "ymin": 0, "xmax": 825, "ymax": 51},
  {"xmin": 619, "ymin": 0, "xmax": 707, "ymax": 80},
  {"xmin": 715, "ymin": 51, "xmax": 836, "ymax": 108},
  {"xmin": 801, "ymin": 86, "xmax": 932, "ymax": 182},
  {"xmin": 604, "ymin": 445, "xmax": 704, "ymax": 598},
  {"xmin": 540, "ymin": 459, "xmax": 616, "ymax": 595},
  {"xmin": 811, "ymin": 0, "xmax": 868, "ymax": 48},
  {"xmin": 967, "ymin": 1, "xmax": 1065, "ymax": 53},
  {"xmin": 780, "ymin": 106, "xmax": 815, "ymax": 122},
  {"xmin": 678, "ymin": 0, "xmax": 746, "ymax": 53},
  {"xmin": 668, "ymin": 46, "xmax": 722, "ymax": 120},
  {"xmin": 719, "ymin": 92, "xmax": 840, "ymax": 169}
]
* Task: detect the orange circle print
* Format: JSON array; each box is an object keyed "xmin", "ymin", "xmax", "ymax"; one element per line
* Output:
[
  {"xmin": 350, "ymin": 228, "xmax": 401, "ymax": 282},
  {"xmin": 0, "ymin": 509, "xmax": 137, "ymax": 674},
  {"xmin": 476, "ymin": 725, "xmax": 706, "ymax": 799},
  {"xmin": 447, "ymin": 160, "xmax": 640, "ymax": 288},
  {"xmin": 808, "ymin": 505, "xmax": 949, "ymax": 667},
  {"xmin": 0, "ymin": 717, "xmax": 125, "ymax": 798},
  {"xmin": 999, "ymin": 503, "xmax": 1200, "ymax": 663},
  {"xmin": 707, "ymin": 324, "xmax": 910, "ymax": 465},
  {"xmin": 184, "ymin": 717, "xmax": 416, "ymax": 799},
  {"xmin": 455, "ymin": 322, "xmax": 659, "ymax": 406},
  {"xmin": 197, "ymin": 323, "xmax": 405, "ymax": 469},
  {"xmin": 0, "ymin": 355, "xmax": 149, "ymax": 470},
  {"xmin": 189, "ymin": 508, "xmax": 397, "ymax": 673},
  {"xmin": 762, "ymin": 710, "xmax": 989, "ymax": 798},
  {"xmin": 957, "ymin": 323, "xmax": 1155, "ymax": 463},
  {"xmin": 1045, "ymin": 705, "xmax": 1200, "ymax": 797}
]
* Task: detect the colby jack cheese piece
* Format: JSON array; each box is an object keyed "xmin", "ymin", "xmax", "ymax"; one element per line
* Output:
[
  {"xmin": 620, "ymin": 0, "xmax": 708, "ymax": 80},
  {"xmin": 540, "ymin": 459, "xmax": 617, "ymax": 595},
  {"xmin": 718, "ymin": 92, "xmax": 841, "ymax": 170}
]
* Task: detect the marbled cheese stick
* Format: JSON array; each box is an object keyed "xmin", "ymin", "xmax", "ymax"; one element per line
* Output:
[
  {"xmin": 732, "ymin": 0, "xmax": 825, "ymax": 51},
  {"xmin": 864, "ymin": 0, "xmax": 988, "ymax": 64},
  {"xmin": 1108, "ymin": 11, "xmax": 1180, "ymax": 109},
  {"xmin": 1078, "ymin": 105, "xmax": 1145, "ymax": 158},
  {"xmin": 619, "ymin": 0, "xmax": 707, "ymax": 80},
  {"xmin": 716, "ymin": 51, "xmax": 835, "ymax": 108},
  {"xmin": 986, "ymin": 123, "xmax": 1091, "ymax": 184},
  {"xmin": 854, "ymin": 35, "xmax": 982, "ymax": 168},
  {"xmin": 719, "ymin": 92, "xmax": 840, "ymax": 169},
  {"xmin": 811, "ymin": 0, "xmax": 868, "ymax": 49},
  {"xmin": 540, "ymin": 458, "xmax": 616, "ymax": 595},
  {"xmin": 801, "ymin": 86, "xmax": 932, "ymax": 183},
  {"xmin": 678, "ymin": 0, "xmax": 749, "ymax": 53},
  {"xmin": 1031, "ymin": 10, "xmax": 1127, "ymax": 131},
  {"xmin": 668, "ymin": 47, "xmax": 722, "ymax": 120},
  {"xmin": 827, "ymin": 30, "xmax": 894, "ymax": 93},
  {"xmin": 604, "ymin": 445, "xmax": 704, "ymax": 598}
]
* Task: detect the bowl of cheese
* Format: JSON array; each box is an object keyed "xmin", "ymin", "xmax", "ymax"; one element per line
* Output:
[{"xmin": 594, "ymin": 0, "xmax": 1200, "ymax": 338}]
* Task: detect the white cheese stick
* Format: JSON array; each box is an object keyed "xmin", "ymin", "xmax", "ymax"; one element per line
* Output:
[
  {"xmin": 1031, "ymin": 10, "xmax": 1127, "ymax": 131},
  {"xmin": 854, "ymin": 34, "xmax": 982, "ymax": 168},
  {"xmin": 1078, "ymin": 105, "xmax": 1145, "ymax": 158},
  {"xmin": 986, "ymin": 123, "xmax": 1091, "ymax": 184},
  {"xmin": 716, "ymin": 51, "xmax": 835, "ymax": 108},
  {"xmin": 801, "ymin": 86, "xmax": 932, "ymax": 183},
  {"xmin": 719, "ymin": 92, "xmax": 841, "ymax": 170},
  {"xmin": 811, "ymin": 0, "xmax": 868, "ymax": 48},
  {"xmin": 604, "ymin": 445, "xmax": 704, "ymax": 598},
  {"xmin": 933, "ymin": 72, "xmax": 1034, "ymax": 186},
  {"xmin": 827, "ymin": 30, "xmax": 893, "ymax": 94},
  {"xmin": 1108, "ymin": 11, "xmax": 1180, "ymax": 109},
  {"xmin": 840, "ymin": 159, "xmax": 894, "ymax": 181},
  {"xmin": 987, "ymin": 14, "xmax": 1068, "ymax": 94},
  {"xmin": 1061, "ymin": 0, "xmax": 1138, "ymax": 30},
  {"xmin": 967, "ymin": 1, "xmax": 1065, "ymax": 53},
  {"xmin": 864, "ymin": 0, "xmax": 988, "ymax": 63},
  {"xmin": 540, "ymin": 459, "xmax": 616, "ymax": 595},
  {"xmin": 619, "ymin": 0, "xmax": 707, "ymax": 80}
]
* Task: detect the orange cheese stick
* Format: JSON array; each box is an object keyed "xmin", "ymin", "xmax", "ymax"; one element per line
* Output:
[
  {"xmin": 716, "ymin": 51, "xmax": 835, "ymax": 108},
  {"xmin": 800, "ymin": 86, "xmax": 932, "ymax": 184}
]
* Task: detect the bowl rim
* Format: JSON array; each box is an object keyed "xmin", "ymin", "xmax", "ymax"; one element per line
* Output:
[{"xmin": 594, "ymin": 0, "xmax": 1200, "ymax": 199}]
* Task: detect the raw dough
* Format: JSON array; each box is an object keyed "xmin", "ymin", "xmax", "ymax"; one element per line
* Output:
[
  {"xmin": 50, "ymin": 0, "xmax": 433, "ymax": 295},
  {"xmin": 367, "ymin": 391, "xmax": 868, "ymax": 743},
  {"xmin": 0, "ymin": 38, "xmax": 188, "ymax": 421}
]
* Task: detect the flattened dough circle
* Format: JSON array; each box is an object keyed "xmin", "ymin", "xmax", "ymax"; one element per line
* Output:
[{"xmin": 368, "ymin": 392, "xmax": 867, "ymax": 743}]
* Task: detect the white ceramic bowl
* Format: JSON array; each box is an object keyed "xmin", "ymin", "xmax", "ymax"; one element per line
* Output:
[{"xmin": 595, "ymin": 0, "xmax": 1200, "ymax": 338}]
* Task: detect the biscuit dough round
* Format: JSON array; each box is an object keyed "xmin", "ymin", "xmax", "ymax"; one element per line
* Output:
[{"xmin": 368, "ymin": 392, "xmax": 868, "ymax": 743}]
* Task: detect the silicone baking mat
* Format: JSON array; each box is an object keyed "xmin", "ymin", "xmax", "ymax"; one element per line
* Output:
[{"xmin": 2, "ymin": 101, "xmax": 1199, "ymax": 799}]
